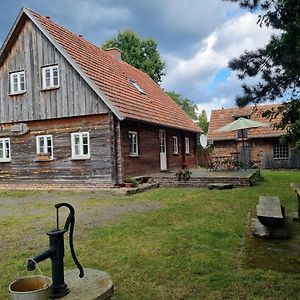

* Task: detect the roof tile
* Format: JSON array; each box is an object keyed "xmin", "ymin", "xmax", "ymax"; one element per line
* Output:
[
  {"xmin": 207, "ymin": 104, "xmax": 286, "ymax": 140},
  {"xmin": 28, "ymin": 9, "xmax": 201, "ymax": 133}
]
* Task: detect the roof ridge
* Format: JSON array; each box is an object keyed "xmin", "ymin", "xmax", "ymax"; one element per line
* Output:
[{"xmin": 211, "ymin": 103, "xmax": 283, "ymax": 113}]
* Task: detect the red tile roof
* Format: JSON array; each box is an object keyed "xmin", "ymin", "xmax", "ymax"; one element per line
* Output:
[
  {"xmin": 207, "ymin": 104, "xmax": 286, "ymax": 141},
  {"xmin": 27, "ymin": 9, "xmax": 201, "ymax": 133}
]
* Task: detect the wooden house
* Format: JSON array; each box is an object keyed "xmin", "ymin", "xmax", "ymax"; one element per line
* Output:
[
  {"xmin": 207, "ymin": 104, "xmax": 300, "ymax": 169},
  {"xmin": 0, "ymin": 8, "xmax": 201, "ymax": 186}
]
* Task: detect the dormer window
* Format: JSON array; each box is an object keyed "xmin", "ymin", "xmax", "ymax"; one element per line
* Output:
[
  {"xmin": 10, "ymin": 71, "xmax": 26, "ymax": 94},
  {"xmin": 130, "ymin": 79, "xmax": 146, "ymax": 95},
  {"xmin": 42, "ymin": 65, "xmax": 59, "ymax": 89}
]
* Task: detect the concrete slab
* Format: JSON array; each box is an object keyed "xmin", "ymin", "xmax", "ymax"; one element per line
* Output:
[
  {"xmin": 252, "ymin": 218, "xmax": 288, "ymax": 239},
  {"xmin": 61, "ymin": 268, "xmax": 113, "ymax": 300}
]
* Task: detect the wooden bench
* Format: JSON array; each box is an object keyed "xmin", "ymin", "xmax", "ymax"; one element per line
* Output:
[
  {"xmin": 256, "ymin": 196, "xmax": 285, "ymax": 228},
  {"xmin": 252, "ymin": 195, "xmax": 288, "ymax": 239},
  {"xmin": 291, "ymin": 183, "xmax": 300, "ymax": 221},
  {"xmin": 208, "ymin": 183, "xmax": 233, "ymax": 190}
]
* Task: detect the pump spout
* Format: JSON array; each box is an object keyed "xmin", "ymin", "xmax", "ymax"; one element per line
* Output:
[{"xmin": 27, "ymin": 249, "xmax": 54, "ymax": 271}]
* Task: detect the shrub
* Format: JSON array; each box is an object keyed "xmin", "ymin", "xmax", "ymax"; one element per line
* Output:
[
  {"xmin": 176, "ymin": 169, "xmax": 192, "ymax": 181},
  {"xmin": 124, "ymin": 177, "xmax": 138, "ymax": 187}
]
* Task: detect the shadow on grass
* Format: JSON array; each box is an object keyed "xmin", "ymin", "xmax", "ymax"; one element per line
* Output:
[{"xmin": 243, "ymin": 216, "xmax": 300, "ymax": 273}]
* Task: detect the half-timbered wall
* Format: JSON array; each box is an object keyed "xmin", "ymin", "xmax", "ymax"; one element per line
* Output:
[
  {"xmin": 0, "ymin": 19, "xmax": 108, "ymax": 124},
  {"xmin": 0, "ymin": 115, "xmax": 114, "ymax": 184},
  {"xmin": 121, "ymin": 120, "xmax": 197, "ymax": 177}
]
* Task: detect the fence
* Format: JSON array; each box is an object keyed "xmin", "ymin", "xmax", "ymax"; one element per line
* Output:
[
  {"xmin": 197, "ymin": 148, "xmax": 212, "ymax": 168},
  {"xmin": 263, "ymin": 152, "xmax": 300, "ymax": 169}
]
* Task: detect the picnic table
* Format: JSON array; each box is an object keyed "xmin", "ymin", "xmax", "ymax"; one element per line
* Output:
[{"xmin": 291, "ymin": 183, "xmax": 300, "ymax": 221}]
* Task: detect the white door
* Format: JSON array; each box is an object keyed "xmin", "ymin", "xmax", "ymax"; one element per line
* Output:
[{"xmin": 159, "ymin": 130, "xmax": 167, "ymax": 170}]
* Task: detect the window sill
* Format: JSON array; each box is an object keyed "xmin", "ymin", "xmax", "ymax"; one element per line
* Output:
[
  {"xmin": 41, "ymin": 86, "xmax": 60, "ymax": 92},
  {"xmin": 173, "ymin": 153, "xmax": 179, "ymax": 156},
  {"xmin": 185, "ymin": 153, "xmax": 191, "ymax": 155},
  {"xmin": 0, "ymin": 159, "xmax": 11, "ymax": 163},
  {"xmin": 273, "ymin": 158, "xmax": 289, "ymax": 160},
  {"xmin": 70, "ymin": 156, "xmax": 91, "ymax": 161},
  {"xmin": 9, "ymin": 91, "xmax": 26, "ymax": 96},
  {"xmin": 35, "ymin": 157, "xmax": 53, "ymax": 162},
  {"xmin": 129, "ymin": 154, "xmax": 140, "ymax": 158}
]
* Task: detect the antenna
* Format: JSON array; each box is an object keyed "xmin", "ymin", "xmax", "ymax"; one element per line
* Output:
[{"xmin": 199, "ymin": 134, "xmax": 208, "ymax": 148}]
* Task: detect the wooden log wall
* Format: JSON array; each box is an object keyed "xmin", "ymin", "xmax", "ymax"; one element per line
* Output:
[
  {"xmin": 0, "ymin": 19, "xmax": 108, "ymax": 124},
  {"xmin": 121, "ymin": 120, "xmax": 197, "ymax": 177},
  {"xmin": 0, "ymin": 114, "xmax": 115, "ymax": 184}
]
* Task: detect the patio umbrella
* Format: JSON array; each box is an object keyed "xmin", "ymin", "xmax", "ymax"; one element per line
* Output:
[{"xmin": 217, "ymin": 117, "xmax": 270, "ymax": 169}]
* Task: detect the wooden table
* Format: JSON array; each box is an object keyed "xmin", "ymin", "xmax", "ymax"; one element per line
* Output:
[{"xmin": 291, "ymin": 183, "xmax": 300, "ymax": 221}]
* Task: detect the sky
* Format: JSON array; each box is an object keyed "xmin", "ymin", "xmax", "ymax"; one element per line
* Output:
[{"xmin": 0, "ymin": 0, "xmax": 276, "ymax": 120}]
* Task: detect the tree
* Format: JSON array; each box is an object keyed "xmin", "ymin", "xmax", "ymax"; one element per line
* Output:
[
  {"xmin": 167, "ymin": 91, "xmax": 198, "ymax": 120},
  {"xmin": 226, "ymin": 0, "xmax": 300, "ymax": 151},
  {"xmin": 198, "ymin": 109, "xmax": 209, "ymax": 134},
  {"xmin": 102, "ymin": 30, "xmax": 165, "ymax": 83}
]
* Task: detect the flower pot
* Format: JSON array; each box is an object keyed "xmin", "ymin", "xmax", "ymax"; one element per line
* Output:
[{"xmin": 124, "ymin": 182, "xmax": 133, "ymax": 188}]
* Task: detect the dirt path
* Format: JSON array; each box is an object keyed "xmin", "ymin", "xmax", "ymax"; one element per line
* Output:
[{"xmin": 0, "ymin": 191, "xmax": 162, "ymax": 252}]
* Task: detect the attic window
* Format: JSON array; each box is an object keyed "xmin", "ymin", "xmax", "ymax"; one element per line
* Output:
[
  {"xmin": 130, "ymin": 79, "xmax": 146, "ymax": 95},
  {"xmin": 10, "ymin": 71, "xmax": 26, "ymax": 95},
  {"xmin": 42, "ymin": 65, "xmax": 59, "ymax": 90}
]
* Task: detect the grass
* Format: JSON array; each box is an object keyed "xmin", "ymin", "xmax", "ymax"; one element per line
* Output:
[{"xmin": 1, "ymin": 170, "xmax": 300, "ymax": 299}]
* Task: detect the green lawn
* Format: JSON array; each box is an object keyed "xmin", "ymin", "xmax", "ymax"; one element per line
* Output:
[{"xmin": 1, "ymin": 170, "xmax": 300, "ymax": 299}]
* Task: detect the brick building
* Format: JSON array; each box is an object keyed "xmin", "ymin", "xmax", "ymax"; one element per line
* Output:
[{"xmin": 207, "ymin": 104, "xmax": 300, "ymax": 169}]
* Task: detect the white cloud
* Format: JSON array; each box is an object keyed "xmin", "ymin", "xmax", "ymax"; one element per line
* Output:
[
  {"xmin": 162, "ymin": 12, "xmax": 276, "ymax": 102},
  {"xmin": 161, "ymin": 0, "xmax": 233, "ymax": 35}
]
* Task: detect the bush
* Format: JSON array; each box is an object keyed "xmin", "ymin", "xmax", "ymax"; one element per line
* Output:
[
  {"xmin": 176, "ymin": 169, "xmax": 192, "ymax": 181},
  {"xmin": 124, "ymin": 177, "xmax": 138, "ymax": 187}
]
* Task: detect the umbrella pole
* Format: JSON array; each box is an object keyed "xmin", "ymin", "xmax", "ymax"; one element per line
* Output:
[{"xmin": 241, "ymin": 130, "xmax": 246, "ymax": 170}]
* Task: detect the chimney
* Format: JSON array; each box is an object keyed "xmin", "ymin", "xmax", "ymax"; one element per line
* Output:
[{"xmin": 104, "ymin": 47, "xmax": 122, "ymax": 61}]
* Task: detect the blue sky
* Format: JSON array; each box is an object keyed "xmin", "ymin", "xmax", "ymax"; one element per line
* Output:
[{"xmin": 0, "ymin": 0, "xmax": 275, "ymax": 119}]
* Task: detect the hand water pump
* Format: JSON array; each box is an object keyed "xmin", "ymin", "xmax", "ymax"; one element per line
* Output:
[{"xmin": 27, "ymin": 203, "xmax": 84, "ymax": 298}]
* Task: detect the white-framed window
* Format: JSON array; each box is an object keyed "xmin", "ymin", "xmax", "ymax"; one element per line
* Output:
[
  {"xmin": 129, "ymin": 131, "xmax": 139, "ymax": 156},
  {"xmin": 0, "ymin": 138, "xmax": 11, "ymax": 162},
  {"xmin": 173, "ymin": 136, "xmax": 179, "ymax": 154},
  {"xmin": 10, "ymin": 71, "xmax": 26, "ymax": 94},
  {"xmin": 71, "ymin": 132, "xmax": 90, "ymax": 159},
  {"xmin": 42, "ymin": 65, "xmax": 59, "ymax": 89},
  {"xmin": 273, "ymin": 143, "xmax": 289, "ymax": 160},
  {"xmin": 36, "ymin": 135, "xmax": 53, "ymax": 157},
  {"xmin": 185, "ymin": 137, "xmax": 190, "ymax": 154}
]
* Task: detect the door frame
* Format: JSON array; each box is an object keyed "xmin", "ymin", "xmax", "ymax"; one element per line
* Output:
[{"xmin": 159, "ymin": 129, "xmax": 167, "ymax": 171}]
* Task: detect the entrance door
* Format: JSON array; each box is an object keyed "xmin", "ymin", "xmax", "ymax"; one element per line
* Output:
[
  {"xmin": 238, "ymin": 143, "xmax": 250, "ymax": 169},
  {"xmin": 159, "ymin": 130, "xmax": 167, "ymax": 170}
]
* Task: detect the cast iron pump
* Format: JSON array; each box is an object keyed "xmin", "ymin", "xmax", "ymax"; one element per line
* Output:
[{"xmin": 27, "ymin": 203, "xmax": 84, "ymax": 298}]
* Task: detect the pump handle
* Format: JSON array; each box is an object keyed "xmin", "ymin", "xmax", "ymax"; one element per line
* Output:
[{"xmin": 55, "ymin": 203, "xmax": 84, "ymax": 278}]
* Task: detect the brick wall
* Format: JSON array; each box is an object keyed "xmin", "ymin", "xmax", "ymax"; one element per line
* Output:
[{"xmin": 211, "ymin": 138, "xmax": 290, "ymax": 168}]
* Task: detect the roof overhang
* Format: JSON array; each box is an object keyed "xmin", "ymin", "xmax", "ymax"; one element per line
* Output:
[{"xmin": 124, "ymin": 117, "xmax": 202, "ymax": 133}]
